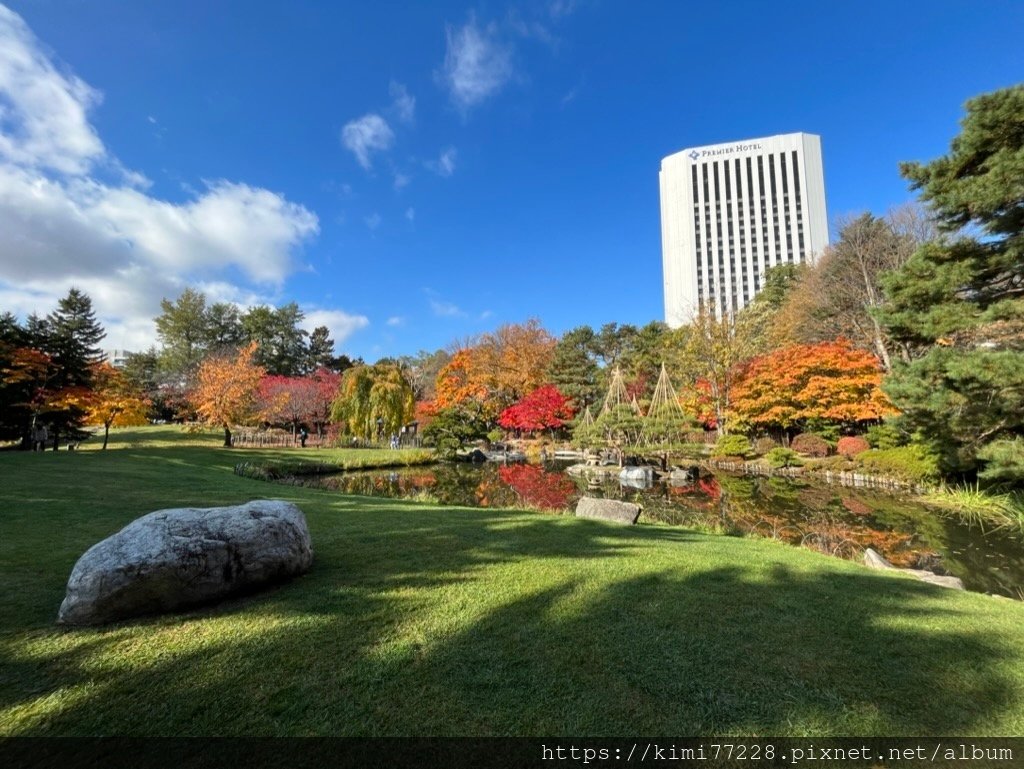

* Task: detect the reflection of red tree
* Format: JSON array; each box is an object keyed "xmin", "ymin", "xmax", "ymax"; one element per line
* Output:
[
  {"xmin": 667, "ymin": 478, "xmax": 721, "ymax": 499},
  {"xmin": 497, "ymin": 464, "xmax": 577, "ymax": 510},
  {"xmin": 666, "ymin": 477, "xmax": 721, "ymax": 512},
  {"xmin": 698, "ymin": 478, "xmax": 721, "ymax": 499}
]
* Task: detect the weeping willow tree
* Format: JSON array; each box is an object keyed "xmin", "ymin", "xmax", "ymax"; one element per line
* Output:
[{"xmin": 331, "ymin": 362, "xmax": 415, "ymax": 441}]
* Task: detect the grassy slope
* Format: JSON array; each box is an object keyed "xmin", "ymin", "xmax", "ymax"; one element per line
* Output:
[{"xmin": 1, "ymin": 427, "xmax": 1023, "ymax": 736}]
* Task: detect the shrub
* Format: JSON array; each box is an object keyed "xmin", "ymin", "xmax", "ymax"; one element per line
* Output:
[
  {"xmin": 803, "ymin": 418, "xmax": 840, "ymax": 443},
  {"xmin": 753, "ymin": 436, "xmax": 778, "ymax": 455},
  {"xmin": 857, "ymin": 444, "xmax": 941, "ymax": 483},
  {"xmin": 978, "ymin": 438, "xmax": 1024, "ymax": 484},
  {"xmin": 866, "ymin": 422, "xmax": 905, "ymax": 450},
  {"xmin": 713, "ymin": 434, "xmax": 752, "ymax": 458},
  {"xmin": 791, "ymin": 433, "xmax": 830, "ymax": 457},
  {"xmin": 837, "ymin": 435, "xmax": 870, "ymax": 458},
  {"xmin": 765, "ymin": 447, "xmax": 803, "ymax": 468}
]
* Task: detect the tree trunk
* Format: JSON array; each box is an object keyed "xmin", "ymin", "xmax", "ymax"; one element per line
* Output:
[
  {"xmin": 223, "ymin": 424, "xmax": 232, "ymax": 447},
  {"xmin": 103, "ymin": 423, "xmax": 110, "ymax": 450}
]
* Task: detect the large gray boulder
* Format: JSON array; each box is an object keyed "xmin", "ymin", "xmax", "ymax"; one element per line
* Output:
[
  {"xmin": 575, "ymin": 497, "xmax": 642, "ymax": 525},
  {"xmin": 58, "ymin": 500, "xmax": 313, "ymax": 626}
]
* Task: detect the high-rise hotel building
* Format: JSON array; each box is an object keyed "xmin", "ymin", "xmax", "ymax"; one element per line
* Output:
[{"xmin": 660, "ymin": 132, "xmax": 828, "ymax": 325}]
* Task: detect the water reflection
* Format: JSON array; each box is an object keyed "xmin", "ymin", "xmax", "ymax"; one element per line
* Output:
[{"xmin": 292, "ymin": 463, "xmax": 1024, "ymax": 598}]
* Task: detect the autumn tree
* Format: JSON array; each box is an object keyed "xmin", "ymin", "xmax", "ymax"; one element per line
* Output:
[
  {"xmin": 730, "ymin": 339, "xmax": 894, "ymax": 435},
  {"xmin": 257, "ymin": 375, "xmax": 309, "ymax": 438},
  {"xmin": 497, "ymin": 384, "xmax": 576, "ymax": 436},
  {"xmin": 473, "ymin": 319, "xmax": 556, "ymax": 411},
  {"xmin": 0, "ymin": 345, "xmax": 55, "ymax": 446},
  {"xmin": 878, "ymin": 84, "xmax": 1024, "ymax": 477},
  {"xmin": 331, "ymin": 362, "xmax": 415, "ymax": 441},
  {"xmin": 191, "ymin": 342, "xmax": 265, "ymax": 447},
  {"xmin": 667, "ymin": 307, "xmax": 759, "ymax": 437},
  {"xmin": 307, "ymin": 368, "xmax": 341, "ymax": 438},
  {"xmin": 85, "ymin": 362, "xmax": 150, "ymax": 449},
  {"xmin": 433, "ymin": 348, "xmax": 491, "ymax": 415},
  {"xmin": 775, "ymin": 212, "xmax": 926, "ymax": 367}
]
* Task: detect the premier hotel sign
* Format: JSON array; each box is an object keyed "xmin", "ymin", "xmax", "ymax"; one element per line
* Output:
[{"xmin": 687, "ymin": 142, "xmax": 763, "ymax": 161}]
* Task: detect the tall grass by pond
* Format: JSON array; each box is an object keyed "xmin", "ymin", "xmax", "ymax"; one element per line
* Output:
[{"xmin": 920, "ymin": 484, "xmax": 1024, "ymax": 534}]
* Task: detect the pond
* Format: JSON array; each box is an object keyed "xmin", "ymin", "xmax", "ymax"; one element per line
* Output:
[{"xmin": 289, "ymin": 461, "xmax": 1024, "ymax": 599}]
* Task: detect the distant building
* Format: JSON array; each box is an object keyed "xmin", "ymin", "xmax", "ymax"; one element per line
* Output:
[
  {"xmin": 103, "ymin": 349, "xmax": 132, "ymax": 369},
  {"xmin": 660, "ymin": 132, "xmax": 829, "ymax": 325}
]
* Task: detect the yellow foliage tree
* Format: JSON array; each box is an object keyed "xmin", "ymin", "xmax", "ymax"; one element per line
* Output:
[
  {"xmin": 191, "ymin": 342, "xmax": 265, "ymax": 446},
  {"xmin": 85, "ymin": 362, "xmax": 151, "ymax": 449}
]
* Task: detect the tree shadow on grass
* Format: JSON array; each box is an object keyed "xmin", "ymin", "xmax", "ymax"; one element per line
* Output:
[{"xmin": 3, "ymin": 498, "xmax": 1023, "ymax": 736}]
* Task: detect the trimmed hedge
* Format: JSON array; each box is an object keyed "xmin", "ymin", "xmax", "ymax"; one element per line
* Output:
[{"xmin": 837, "ymin": 436, "xmax": 870, "ymax": 458}]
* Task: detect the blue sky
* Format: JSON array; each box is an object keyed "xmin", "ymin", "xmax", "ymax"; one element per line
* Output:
[{"xmin": 1, "ymin": 1, "xmax": 1021, "ymax": 360}]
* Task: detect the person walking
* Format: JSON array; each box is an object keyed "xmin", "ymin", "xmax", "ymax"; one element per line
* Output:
[{"xmin": 34, "ymin": 424, "xmax": 48, "ymax": 452}]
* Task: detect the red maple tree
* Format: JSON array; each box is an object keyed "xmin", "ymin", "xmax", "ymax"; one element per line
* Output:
[{"xmin": 497, "ymin": 384, "xmax": 575, "ymax": 433}]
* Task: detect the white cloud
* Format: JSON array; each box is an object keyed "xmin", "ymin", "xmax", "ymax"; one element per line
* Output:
[
  {"xmin": 0, "ymin": 6, "xmax": 104, "ymax": 174},
  {"xmin": 480, "ymin": 310, "xmax": 494, "ymax": 320},
  {"xmin": 386, "ymin": 315, "xmax": 404, "ymax": 327},
  {"xmin": 0, "ymin": 5, "xmax": 336, "ymax": 353},
  {"xmin": 389, "ymin": 81, "xmax": 415, "ymax": 123},
  {"xmin": 430, "ymin": 299, "xmax": 466, "ymax": 318},
  {"xmin": 439, "ymin": 17, "xmax": 514, "ymax": 110},
  {"xmin": 303, "ymin": 308, "xmax": 370, "ymax": 346},
  {"xmin": 548, "ymin": 0, "xmax": 579, "ymax": 20},
  {"xmin": 427, "ymin": 146, "xmax": 457, "ymax": 177},
  {"xmin": 364, "ymin": 212, "xmax": 382, "ymax": 230},
  {"xmin": 404, "ymin": 207, "xmax": 415, "ymax": 221},
  {"xmin": 340, "ymin": 113, "xmax": 394, "ymax": 170},
  {"xmin": 393, "ymin": 171, "xmax": 410, "ymax": 189}
]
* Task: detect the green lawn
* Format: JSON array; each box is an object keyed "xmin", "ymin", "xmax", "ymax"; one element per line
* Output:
[{"xmin": 2, "ymin": 426, "xmax": 1023, "ymax": 735}]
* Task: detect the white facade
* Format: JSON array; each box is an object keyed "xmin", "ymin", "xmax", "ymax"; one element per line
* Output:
[{"xmin": 660, "ymin": 132, "xmax": 828, "ymax": 326}]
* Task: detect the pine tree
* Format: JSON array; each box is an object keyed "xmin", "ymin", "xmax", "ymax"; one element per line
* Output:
[
  {"xmin": 155, "ymin": 288, "xmax": 209, "ymax": 379},
  {"xmin": 547, "ymin": 326, "xmax": 600, "ymax": 412},
  {"xmin": 878, "ymin": 84, "xmax": 1024, "ymax": 476},
  {"xmin": 306, "ymin": 325, "xmax": 335, "ymax": 373},
  {"xmin": 43, "ymin": 288, "xmax": 106, "ymax": 448}
]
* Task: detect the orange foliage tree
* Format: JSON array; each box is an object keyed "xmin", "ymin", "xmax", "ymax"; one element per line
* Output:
[
  {"xmin": 433, "ymin": 320, "xmax": 555, "ymax": 420},
  {"xmin": 433, "ymin": 348, "xmax": 490, "ymax": 412},
  {"xmin": 731, "ymin": 339, "xmax": 895, "ymax": 433},
  {"xmin": 85, "ymin": 362, "xmax": 151, "ymax": 449},
  {"xmin": 191, "ymin": 342, "xmax": 265, "ymax": 446}
]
